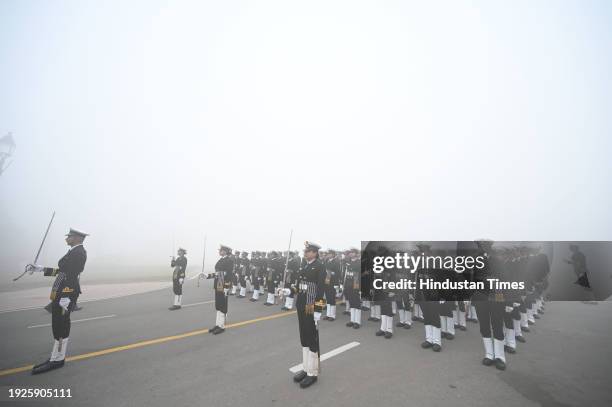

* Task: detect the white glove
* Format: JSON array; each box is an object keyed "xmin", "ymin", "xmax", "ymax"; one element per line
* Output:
[
  {"xmin": 59, "ymin": 297, "xmax": 71, "ymax": 312},
  {"xmin": 282, "ymin": 288, "xmax": 291, "ymax": 296},
  {"xmin": 513, "ymin": 302, "xmax": 521, "ymax": 308},
  {"xmin": 178, "ymin": 278, "xmax": 184, "ymax": 285},
  {"xmin": 224, "ymin": 288, "xmax": 229, "ymax": 295},
  {"xmin": 439, "ymin": 300, "xmax": 446, "ymax": 304},
  {"xmin": 505, "ymin": 306, "xmax": 513, "ymax": 313},
  {"xmin": 27, "ymin": 264, "xmax": 44, "ymax": 274},
  {"xmin": 314, "ymin": 312, "xmax": 321, "ymax": 322}
]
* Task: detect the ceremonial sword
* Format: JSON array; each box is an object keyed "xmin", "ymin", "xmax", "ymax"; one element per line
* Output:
[{"xmin": 14, "ymin": 211, "xmax": 56, "ymax": 281}]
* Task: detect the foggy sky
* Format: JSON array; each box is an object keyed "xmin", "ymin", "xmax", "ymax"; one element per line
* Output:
[{"xmin": 1, "ymin": 0, "xmax": 611, "ymax": 278}]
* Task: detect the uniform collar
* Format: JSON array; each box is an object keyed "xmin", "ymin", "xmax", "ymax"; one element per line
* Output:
[{"xmin": 69, "ymin": 244, "xmax": 83, "ymax": 251}]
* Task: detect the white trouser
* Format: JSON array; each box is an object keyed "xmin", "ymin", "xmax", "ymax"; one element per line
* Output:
[
  {"xmin": 372, "ymin": 305, "xmax": 381, "ymax": 319},
  {"xmin": 266, "ymin": 293, "xmax": 275, "ymax": 304},
  {"xmin": 174, "ymin": 295, "xmax": 182, "ymax": 306},
  {"xmin": 382, "ymin": 315, "xmax": 393, "ymax": 333},
  {"xmin": 425, "ymin": 324, "xmax": 433, "ymax": 343},
  {"xmin": 307, "ymin": 350, "xmax": 319, "ymax": 377},
  {"xmin": 520, "ymin": 312, "xmax": 528, "ymax": 328},
  {"xmin": 351, "ymin": 308, "xmax": 361, "ymax": 324},
  {"xmin": 239, "ymin": 287, "xmax": 246, "ymax": 296},
  {"xmin": 231, "ymin": 286, "xmax": 237, "ymax": 295},
  {"xmin": 329, "ymin": 305, "xmax": 336, "ymax": 319},
  {"xmin": 415, "ymin": 304, "xmax": 423, "ymax": 319},
  {"xmin": 483, "ymin": 337, "xmax": 494, "ymax": 359},
  {"xmin": 302, "ymin": 347, "xmax": 309, "ymax": 374},
  {"xmin": 391, "ymin": 301, "xmax": 397, "ymax": 315},
  {"xmin": 494, "ymin": 338, "xmax": 506, "ymax": 362},
  {"xmin": 458, "ymin": 310, "xmax": 466, "ymax": 327},
  {"xmin": 50, "ymin": 338, "xmax": 69, "ymax": 362},
  {"xmin": 513, "ymin": 319, "xmax": 523, "ymax": 337},
  {"xmin": 215, "ymin": 311, "xmax": 226, "ymax": 329},
  {"xmin": 445, "ymin": 316, "xmax": 455, "ymax": 335},
  {"xmin": 345, "ymin": 300, "xmax": 350, "ymax": 312},
  {"xmin": 504, "ymin": 327, "xmax": 516, "ymax": 349},
  {"xmin": 252, "ymin": 290, "xmax": 260, "ymax": 300},
  {"xmin": 432, "ymin": 326, "xmax": 441, "ymax": 345}
]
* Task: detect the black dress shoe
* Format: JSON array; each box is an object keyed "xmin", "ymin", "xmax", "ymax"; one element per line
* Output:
[
  {"xmin": 209, "ymin": 326, "xmax": 220, "ymax": 334},
  {"xmin": 534, "ymin": 314, "xmax": 540, "ymax": 319},
  {"xmin": 521, "ymin": 326, "xmax": 530, "ymax": 333},
  {"xmin": 528, "ymin": 320, "xmax": 534, "ymax": 325},
  {"xmin": 516, "ymin": 336, "xmax": 526, "ymax": 343},
  {"xmin": 32, "ymin": 360, "xmax": 64, "ymax": 375},
  {"xmin": 343, "ymin": 311, "xmax": 350, "ymax": 315},
  {"xmin": 352, "ymin": 323, "xmax": 360, "ymax": 329},
  {"xmin": 346, "ymin": 321, "xmax": 354, "ymax": 327},
  {"xmin": 33, "ymin": 359, "xmax": 50, "ymax": 369},
  {"xmin": 293, "ymin": 370, "xmax": 307, "ymax": 383},
  {"xmin": 323, "ymin": 316, "xmax": 330, "ymax": 320},
  {"xmin": 459, "ymin": 326, "xmax": 467, "ymax": 331},
  {"xmin": 250, "ymin": 298, "xmax": 257, "ymax": 302},
  {"xmin": 299, "ymin": 375, "xmax": 317, "ymax": 388},
  {"xmin": 384, "ymin": 332, "xmax": 393, "ymax": 339},
  {"xmin": 372, "ymin": 317, "xmax": 381, "ymax": 322},
  {"xmin": 432, "ymin": 344, "xmax": 441, "ymax": 352},
  {"xmin": 445, "ymin": 333, "xmax": 455, "ymax": 340},
  {"xmin": 396, "ymin": 322, "xmax": 405, "ymax": 328},
  {"xmin": 412, "ymin": 316, "xmax": 418, "ymax": 321},
  {"xmin": 421, "ymin": 341, "xmax": 433, "ymax": 349},
  {"xmin": 213, "ymin": 327, "xmax": 225, "ymax": 335},
  {"xmin": 375, "ymin": 330, "xmax": 385, "ymax": 336},
  {"xmin": 482, "ymin": 357, "xmax": 493, "ymax": 366},
  {"xmin": 403, "ymin": 324, "xmax": 411, "ymax": 329},
  {"xmin": 504, "ymin": 345, "xmax": 516, "ymax": 354},
  {"xmin": 327, "ymin": 317, "xmax": 335, "ymax": 322},
  {"xmin": 495, "ymin": 358, "xmax": 506, "ymax": 370},
  {"xmin": 168, "ymin": 305, "xmax": 181, "ymax": 310}
]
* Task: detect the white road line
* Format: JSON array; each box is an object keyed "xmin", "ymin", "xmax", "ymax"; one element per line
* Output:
[
  {"xmin": 289, "ymin": 341, "xmax": 360, "ymax": 373},
  {"xmin": 182, "ymin": 300, "xmax": 215, "ymax": 308},
  {"xmin": 27, "ymin": 314, "xmax": 117, "ymax": 329}
]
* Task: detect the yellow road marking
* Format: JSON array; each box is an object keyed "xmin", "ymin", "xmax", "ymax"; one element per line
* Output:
[{"xmin": 0, "ymin": 310, "xmax": 296, "ymax": 377}]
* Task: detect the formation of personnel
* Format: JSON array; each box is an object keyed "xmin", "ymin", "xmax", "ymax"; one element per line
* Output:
[{"xmin": 24, "ymin": 232, "xmax": 550, "ymax": 388}]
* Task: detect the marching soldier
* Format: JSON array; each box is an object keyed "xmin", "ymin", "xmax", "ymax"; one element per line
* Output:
[
  {"xmin": 169, "ymin": 248, "xmax": 187, "ymax": 310},
  {"xmin": 415, "ymin": 244, "xmax": 443, "ymax": 352},
  {"xmin": 323, "ymin": 249, "xmax": 340, "ymax": 321},
  {"xmin": 264, "ymin": 251, "xmax": 282, "ymax": 305},
  {"xmin": 291, "ymin": 241, "xmax": 326, "ymax": 388},
  {"xmin": 472, "ymin": 240, "xmax": 507, "ymax": 370},
  {"xmin": 250, "ymin": 251, "xmax": 262, "ymax": 301},
  {"xmin": 27, "ymin": 228, "xmax": 88, "ymax": 374},
  {"xmin": 282, "ymin": 251, "xmax": 300, "ymax": 311},
  {"xmin": 237, "ymin": 252, "xmax": 249, "ymax": 298},
  {"xmin": 204, "ymin": 244, "xmax": 234, "ymax": 334},
  {"xmin": 344, "ymin": 248, "xmax": 362, "ymax": 329},
  {"xmin": 230, "ymin": 250, "xmax": 241, "ymax": 295}
]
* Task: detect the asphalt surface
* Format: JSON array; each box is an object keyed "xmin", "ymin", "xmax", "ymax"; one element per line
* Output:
[{"xmin": 0, "ymin": 278, "xmax": 611, "ymax": 407}]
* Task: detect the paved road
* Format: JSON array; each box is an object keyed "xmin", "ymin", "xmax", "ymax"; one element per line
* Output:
[{"xmin": 0, "ymin": 279, "xmax": 610, "ymax": 407}]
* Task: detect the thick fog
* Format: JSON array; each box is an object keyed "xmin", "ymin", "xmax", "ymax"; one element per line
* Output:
[{"xmin": 1, "ymin": 1, "xmax": 611, "ymax": 280}]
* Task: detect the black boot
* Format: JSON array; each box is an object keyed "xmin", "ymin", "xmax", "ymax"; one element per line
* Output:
[
  {"xmin": 495, "ymin": 358, "xmax": 506, "ymax": 370},
  {"xmin": 299, "ymin": 375, "xmax": 318, "ymax": 388},
  {"xmin": 293, "ymin": 371, "xmax": 307, "ymax": 383},
  {"xmin": 32, "ymin": 359, "xmax": 64, "ymax": 375},
  {"xmin": 482, "ymin": 357, "xmax": 493, "ymax": 366}
]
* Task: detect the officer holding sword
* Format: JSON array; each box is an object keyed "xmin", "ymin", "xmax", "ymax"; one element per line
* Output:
[{"xmin": 27, "ymin": 228, "xmax": 88, "ymax": 374}]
